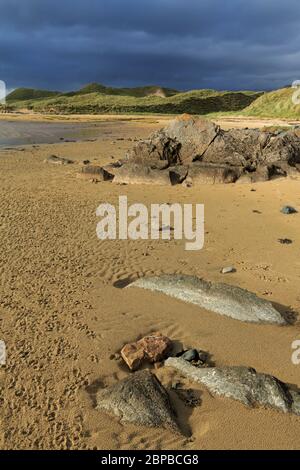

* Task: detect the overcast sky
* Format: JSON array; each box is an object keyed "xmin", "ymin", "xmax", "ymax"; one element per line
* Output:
[{"xmin": 0, "ymin": 0, "xmax": 300, "ymax": 92}]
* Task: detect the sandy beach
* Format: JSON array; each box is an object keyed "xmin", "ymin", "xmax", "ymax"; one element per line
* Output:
[{"xmin": 1, "ymin": 114, "xmax": 300, "ymax": 450}]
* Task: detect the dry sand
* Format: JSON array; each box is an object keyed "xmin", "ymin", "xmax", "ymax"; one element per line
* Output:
[{"xmin": 1, "ymin": 114, "xmax": 300, "ymax": 450}]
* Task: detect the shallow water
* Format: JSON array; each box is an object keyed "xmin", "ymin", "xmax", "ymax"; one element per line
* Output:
[{"xmin": 0, "ymin": 119, "xmax": 104, "ymax": 147}]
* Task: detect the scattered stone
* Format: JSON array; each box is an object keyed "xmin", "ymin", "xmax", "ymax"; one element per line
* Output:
[
  {"xmin": 278, "ymin": 238, "xmax": 293, "ymax": 245},
  {"xmin": 120, "ymin": 332, "xmax": 172, "ymax": 371},
  {"xmin": 96, "ymin": 370, "xmax": 179, "ymax": 430},
  {"xmin": 165, "ymin": 357, "xmax": 300, "ymax": 416},
  {"xmin": 82, "ymin": 160, "xmax": 90, "ymax": 165},
  {"xmin": 128, "ymin": 275, "xmax": 286, "ymax": 324},
  {"xmin": 44, "ymin": 155, "xmax": 74, "ymax": 165},
  {"xmin": 177, "ymin": 349, "xmax": 210, "ymax": 367},
  {"xmin": 180, "ymin": 349, "xmax": 199, "ymax": 362},
  {"xmin": 281, "ymin": 206, "xmax": 298, "ymax": 215},
  {"xmin": 221, "ymin": 266, "xmax": 236, "ymax": 274}
]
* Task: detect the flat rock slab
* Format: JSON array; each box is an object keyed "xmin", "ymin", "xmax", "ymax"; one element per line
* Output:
[
  {"xmin": 44, "ymin": 155, "xmax": 74, "ymax": 165},
  {"xmin": 128, "ymin": 274, "xmax": 286, "ymax": 325},
  {"xmin": 96, "ymin": 370, "xmax": 179, "ymax": 430},
  {"xmin": 113, "ymin": 163, "xmax": 171, "ymax": 185},
  {"xmin": 165, "ymin": 357, "xmax": 300, "ymax": 415},
  {"xmin": 77, "ymin": 165, "xmax": 114, "ymax": 182}
]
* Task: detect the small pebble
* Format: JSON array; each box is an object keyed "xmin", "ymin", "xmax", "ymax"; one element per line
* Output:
[
  {"xmin": 278, "ymin": 238, "xmax": 293, "ymax": 245},
  {"xmin": 281, "ymin": 206, "xmax": 297, "ymax": 215},
  {"xmin": 181, "ymin": 349, "xmax": 199, "ymax": 362},
  {"xmin": 221, "ymin": 266, "xmax": 236, "ymax": 274}
]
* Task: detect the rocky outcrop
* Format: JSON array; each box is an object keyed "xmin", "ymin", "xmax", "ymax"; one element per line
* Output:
[
  {"xmin": 96, "ymin": 370, "xmax": 179, "ymax": 430},
  {"xmin": 165, "ymin": 357, "xmax": 300, "ymax": 415},
  {"xmin": 114, "ymin": 115, "xmax": 300, "ymax": 185},
  {"xmin": 128, "ymin": 274, "xmax": 286, "ymax": 325}
]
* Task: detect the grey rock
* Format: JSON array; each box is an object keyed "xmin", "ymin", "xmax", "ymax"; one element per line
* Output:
[
  {"xmin": 126, "ymin": 115, "xmax": 219, "ymax": 167},
  {"xmin": 113, "ymin": 163, "xmax": 171, "ymax": 185},
  {"xmin": 128, "ymin": 274, "xmax": 286, "ymax": 325},
  {"xmin": 188, "ymin": 162, "xmax": 241, "ymax": 184},
  {"xmin": 281, "ymin": 206, "xmax": 298, "ymax": 215},
  {"xmin": 180, "ymin": 349, "xmax": 199, "ymax": 362},
  {"xmin": 165, "ymin": 357, "xmax": 300, "ymax": 415},
  {"xmin": 96, "ymin": 370, "xmax": 179, "ymax": 430},
  {"xmin": 162, "ymin": 115, "xmax": 220, "ymax": 163}
]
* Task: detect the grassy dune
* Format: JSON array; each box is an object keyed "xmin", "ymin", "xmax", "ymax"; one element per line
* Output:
[
  {"xmin": 242, "ymin": 87, "xmax": 300, "ymax": 119},
  {"xmin": 6, "ymin": 83, "xmax": 261, "ymax": 115}
]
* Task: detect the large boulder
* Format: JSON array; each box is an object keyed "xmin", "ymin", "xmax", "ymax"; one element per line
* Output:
[
  {"xmin": 127, "ymin": 114, "xmax": 220, "ymax": 166},
  {"xmin": 96, "ymin": 370, "xmax": 179, "ymax": 430},
  {"xmin": 165, "ymin": 357, "xmax": 300, "ymax": 416},
  {"xmin": 128, "ymin": 274, "xmax": 286, "ymax": 324}
]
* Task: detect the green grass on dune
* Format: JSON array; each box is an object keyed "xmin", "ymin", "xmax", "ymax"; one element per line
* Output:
[
  {"xmin": 242, "ymin": 87, "xmax": 300, "ymax": 119},
  {"xmin": 6, "ymin": 84, "xmax": 262, "ymax": 115},
  {"xmin": 6, "ymin": 87, "xmax": 60, "ymax": 101},
  {"xmin": 6, "ymin": 83, "xmax": 300, "ymax": 119}
]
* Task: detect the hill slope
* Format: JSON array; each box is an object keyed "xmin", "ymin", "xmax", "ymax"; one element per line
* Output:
[
  {"xmin": 7, "ymin": 87, "xmax": 60, "ymax": 102},
  {"xmin": 243, "ymin": 87, "xmax": 300, "ymax": 119},
  {"xmin": 6, "ymin": 84, "xmax": 262, "ymax": 115}
]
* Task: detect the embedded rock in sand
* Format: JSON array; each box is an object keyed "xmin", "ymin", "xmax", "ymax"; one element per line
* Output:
[
  {"xmin": 165, "ymin": 357, "xmax": 300, "ymax": 415},
  {"xmin": 44, "ymin": 155, "xmax": 74, "ymax": 165},
  {"xmin": 187, "ymin": 162, "xmax": 241, "ymax": 184},
  {"xmin": 77, "ymin": 165, "xmax": 114, "ymax": 182},
  {"xmin": 113, "ymin": 163, "xmax": 171, "ymax": 185},
  {"xmin": 96, "ymin": 370, "xmax": 179, "ymax": 430},
  {"xmin": 121, "ymin": 332, "xmax": 172, "ymax": 370},
  {"xmin": 128, "ymin": 274, "xmax": 286, "ymax": 325}
]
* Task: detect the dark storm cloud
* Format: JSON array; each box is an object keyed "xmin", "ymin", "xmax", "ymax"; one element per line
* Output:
[{"xmin": 0, "ymin": 0, "xmax": 300, "ymax": 91}]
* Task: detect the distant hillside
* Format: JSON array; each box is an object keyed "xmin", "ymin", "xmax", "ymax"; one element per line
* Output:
[
  {"xmin": 6, "ymin": 83, "xmax": 262, "ymax": 115},
  {"xmin": 70, "ymin": 83, "xmax": 179, "ymax": 98},
  {"xmin": 6, "ymin": 87, "xmax": 60, "ymax": 102},
  {"xmin": 243, "ymin": 87, "xmax": 300, "ymax": 119}
]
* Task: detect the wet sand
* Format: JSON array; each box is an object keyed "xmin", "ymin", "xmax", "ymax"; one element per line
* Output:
[{"xmin": 1, "ymin": 114, "xmax": 300, "ymax": 450}]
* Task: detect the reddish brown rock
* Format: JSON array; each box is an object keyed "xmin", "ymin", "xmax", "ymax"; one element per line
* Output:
[
  {"xmin": 120, "ymin": 332, "xmax": 172, "ymax": 370},
  {"xmin": 120, "ymin": 342, "xmax": 145, "ymax": 371},
  {"xmin": 139, "ymin": 332, "xmax": 172, "ymax": 363}
]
